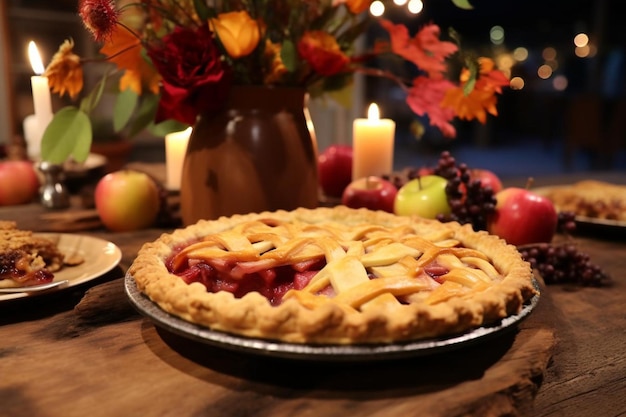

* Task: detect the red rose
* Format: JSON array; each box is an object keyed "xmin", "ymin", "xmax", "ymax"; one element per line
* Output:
[{"xmin": 147, "ymin": 25, "xmax": 232, "ymax": 125}]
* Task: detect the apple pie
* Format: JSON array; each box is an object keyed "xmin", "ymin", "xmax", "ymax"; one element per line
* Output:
[
  {"xmin": 129, "ymin": 206, "xmax": 536, "ymax": 344},
  {"xmin": 539, "ymin": 180, "xmax": 626, "ymax": 221},
  {"xmin": 0, "ymin": 221, "xmax": 65, "ymax": 287}
]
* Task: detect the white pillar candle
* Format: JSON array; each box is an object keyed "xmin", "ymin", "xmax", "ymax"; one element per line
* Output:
[
  {"xmin": 352, "ymin": 103, "xmax": 395, "ymax": 180},
  {"xmin": 165, "ymin": 127, "xmax": 192, "ymax": 190},
  {"xmin": 26, "ymin": 41, "xmax": 53, "ymax": 160},
  {"xmin": 23, "ymin": 114, "xmax": 42, "ymax": 160}
]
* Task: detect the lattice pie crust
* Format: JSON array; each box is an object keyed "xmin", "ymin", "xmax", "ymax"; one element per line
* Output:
[{"xmin": 129, "ymin": 207, "xmax": 536, "ymax": 344}]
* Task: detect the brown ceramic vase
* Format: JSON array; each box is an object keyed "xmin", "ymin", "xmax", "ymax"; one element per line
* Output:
[{"xmin": 180, "ymin": 86, "xmax": 319, "ymax": 225}]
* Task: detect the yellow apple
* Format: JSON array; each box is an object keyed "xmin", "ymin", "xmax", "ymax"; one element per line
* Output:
[{"xmin": 94, "ymin": 170, "xmax": 161, "ymax": 232}]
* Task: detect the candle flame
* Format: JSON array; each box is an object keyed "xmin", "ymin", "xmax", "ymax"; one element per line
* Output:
[
  {"xmin": 367, "ymin": 103, "xmax": 380, "ymax": 121},
  {"xmin": 28, "ymin": 41, "xmax": 45, "ymax": 75}
]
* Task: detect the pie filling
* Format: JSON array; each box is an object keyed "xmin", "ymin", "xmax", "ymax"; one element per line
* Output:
[
  {"xmin": 164, "ymin": 217, "xmax": 501, "ymax": 311},
  {"xmin": 0, "ymin": 251, "xmax": 55, "ymax": 286},
  {"xmin": 0, "ymin": 221, "xmax": 64, "ymax": 287}
]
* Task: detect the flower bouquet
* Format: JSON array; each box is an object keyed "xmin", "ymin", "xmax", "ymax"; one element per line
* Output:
[{"xmin": 40, "ymin": 0, "xmax": 509, "ymax": 164}]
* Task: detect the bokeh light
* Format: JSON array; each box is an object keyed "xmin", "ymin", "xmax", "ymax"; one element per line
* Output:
[
  {"xmin": 513, "ymin": 47, "xmax": 529, "ymax": 62},
  {"xmin": 370, "ymin": 0, "xmax": 385, "ymax": 16},
  {"xmin": 552, "ymin": 75, "xmax": 568, "ymax": 91},
  {"xmin": 542, "ymin": 47, "xmax": 557, "ymax": 61},
  {"xmin": 574, "ymin": 33, "xmax": 589, "ymax": 47},
  {"xmin": 510, "ymin": 76, "xmax": 525, "ymax": 90},
  {"xmin": 537, "ymin": 64, "xmax": 553, "ymax": 79},
  {"xmin": 407, "ymin": 0, "xmax": 424, "ymax": 14},
  {"xmin": 575, "ymin": 45, "xmax": 590, "ymax": 58},
  {"xmin": 489, "ymin": 25, "xmax": 505, "ymax": 45}
]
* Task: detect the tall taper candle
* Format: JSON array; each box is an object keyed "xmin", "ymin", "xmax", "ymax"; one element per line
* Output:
[{"xmin": 26, "ymin": 41, "xmax": 53, "ymax": 159}]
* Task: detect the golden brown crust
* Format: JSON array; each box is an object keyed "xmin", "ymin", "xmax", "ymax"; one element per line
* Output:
[
  {"xmin": 540, "ymin": 180, "xmax": 626, "ymax": 221},
  {"xmin": 129, "ymin": 206, "xmax": 536, "ymax": 344}
]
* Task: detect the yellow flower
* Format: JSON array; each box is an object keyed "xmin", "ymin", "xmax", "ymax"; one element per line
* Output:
[
  {"xmin": 44, "ymin": 39, "xmax": 83, "ymax": 100},
  {"xmin": 263, "ymin": 40, "xmax": 287, "ymax": 84},
  {"xmin": 211, "ymin": 11, "xmax": 261, "ymax": 59}
]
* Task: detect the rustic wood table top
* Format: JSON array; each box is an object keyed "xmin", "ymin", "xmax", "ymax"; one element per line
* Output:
[{"xmin": 1, "ymin": 169, "xmax": 625, "ymax": 417}]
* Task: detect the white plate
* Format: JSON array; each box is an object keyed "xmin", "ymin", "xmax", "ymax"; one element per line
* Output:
[
  {"xmin": 64, "ymin": 153, "xmax": 108, "ymax": 173},
  {"xmin": 125, "ymin": 273, "xmax": 540, "ymax": 361},
  {"xmin": 0, "ymin": 233, "xmax": 122, "ymax": 301}
]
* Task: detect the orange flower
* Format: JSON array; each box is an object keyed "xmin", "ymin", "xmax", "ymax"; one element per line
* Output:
[
  {"xmin": 465, "ymin": 57, "xmax": 510, "ymax": 94},
  {"xmin": 442, "ymin": 58, "xmax": 510, "ymax": 123},
  {"xmin": 333, "ymin": 0, "xmax": 372, "ymax": 14},
  {"xmin": 211, "ymin": 11, "xmax": 261, "ymax": 59},
  {"xmin": 44, "ymin": 39, "xmax": 84, "ymax": 100},
  {"xmin": 100, "ymin": 26, "xmax": 161, "ymax": 94},
  {"xmin": 263, "ymin": 40, "xmax": 287, "ymax": 85},
  {"xmin": 298, "ymin": 31, "xmax": 349, "ymax": 77}
]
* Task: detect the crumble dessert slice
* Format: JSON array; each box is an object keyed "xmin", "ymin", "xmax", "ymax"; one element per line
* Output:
[
  {"xmin": 0, "ymin": 221, "xmax": 65, "ymax": 287},
  {"xmin": 543, "ymin": 180, "xmax": 626, "ymax": 221}
]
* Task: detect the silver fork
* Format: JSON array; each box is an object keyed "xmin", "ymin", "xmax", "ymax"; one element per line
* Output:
[{"xmin": 0, "ymin": 280, "xmax": 70, "ymax": 294}]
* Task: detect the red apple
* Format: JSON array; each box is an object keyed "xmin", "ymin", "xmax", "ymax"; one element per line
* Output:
[
  {"xmin": 94, "ymin": 170, "xmax": 161, "ymax": 232},
  {"xmin": 318, "ymin": 144, "xmax": 353, "ymax": 198},
  {"xmin": 341, "ymin": 176, "xmax": 397, "ymax": 213},
  {"xmin": 0, "ymin": 160, "xmax": 40, "ymax": 206},
  {"xmin": 394, "ymin": 175, "xmax": 451, "ymax": 219},
  {"xmin": 471, "ymin": 168, "xmax": 503, "ymax": 193},
  {"xmin": 487, "ymin": 187, "xmax": 558, "ymax": 246}
]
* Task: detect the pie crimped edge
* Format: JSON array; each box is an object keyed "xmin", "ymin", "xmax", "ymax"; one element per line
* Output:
[{"xmin": 128, "ymin": 206, "xmax": 537, "ymax": 345}]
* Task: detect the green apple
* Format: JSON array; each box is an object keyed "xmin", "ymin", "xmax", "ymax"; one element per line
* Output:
[
  {"xmin": 94, "ymin": 170, "xmax": 161, "ymax": 232},
  {"xmin": 394, "ymin": 175, "xmax": 451, "ymax": 219}
]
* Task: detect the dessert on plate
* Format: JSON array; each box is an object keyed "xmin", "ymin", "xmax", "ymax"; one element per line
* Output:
[
  {"xmin": 0, "ymin": 221, "xmax": 66, "ymax": 287},
  {"xmin": 539, "ymin": 180, "xmax": 626, "ymax": 221},
  {"xmin": 129, "ymin": 206, "xmax": 537, "ymax": 345}
]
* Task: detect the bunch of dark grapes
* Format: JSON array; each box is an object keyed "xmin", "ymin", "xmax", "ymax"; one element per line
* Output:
[
  {"xmin": 557, "ymin": 210, "xmax": 577, "ymax": 235},
  {"xmin": 433, "ymin": 151, "xmax": 497, "ymax": 232},
  {"xmin": 519, "ymin": 210, "xmax": 611, "ymax": 286},
  {"xmin": 518, "ymin": 242, "xmax": 612, "ymax": 286}
]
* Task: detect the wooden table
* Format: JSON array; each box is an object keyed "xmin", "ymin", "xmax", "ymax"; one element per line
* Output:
[{"xmin": 1, "ymin": 171, "xmax": 625, "ymax": 417}]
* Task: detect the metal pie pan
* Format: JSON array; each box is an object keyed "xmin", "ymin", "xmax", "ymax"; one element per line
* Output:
[{"xmin": 125, "ymin": 272, "xmax": 540, "ymax": 361}]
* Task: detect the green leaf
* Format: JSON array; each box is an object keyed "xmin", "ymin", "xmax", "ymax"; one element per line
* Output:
[
  {"xmin": 149, "ymin": 119, "xmax": 188, "ymax": 137},
  {"xmin": 126, "ymin": 94, "xmax": 159, "ymax": 138},
  {"xmin": 451, "ymin": 0, "xmax": 474, "ymax": 10},
  {"xmin": 193, "ymin": 0, "xmax": 212, "ymax": 20},
  {"xmin": 463, "ymin": 59, "xmax": 479, "ymax": 95},
  {"xmin": 113, "ymin": 89, "xmax": 139, "ymax": 132},
  {"xmin": 79, "ymin": 72, "xmax": 109, "ymax": 115},
  {"xmin": 326, "ymin": 84, "xmax": 354, "ymax": 108},
  {"xmin": 40, "ymin": 107, "xmax": 92, "ymax": 164},
  {"xmin": 281, "ymin": 40, "xmax": 297, "ymax": 72}
]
